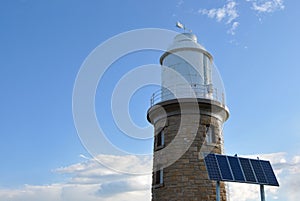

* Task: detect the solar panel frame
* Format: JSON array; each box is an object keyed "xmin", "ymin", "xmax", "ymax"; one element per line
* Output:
[{"xmin": 204, "ymin": 154, "xmax": 279, "ymax": 187}]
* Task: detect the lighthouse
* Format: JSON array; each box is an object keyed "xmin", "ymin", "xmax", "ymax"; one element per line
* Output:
[{"xmin": 147, "ymin": 32, "xmax": 229, "ymax": 200}]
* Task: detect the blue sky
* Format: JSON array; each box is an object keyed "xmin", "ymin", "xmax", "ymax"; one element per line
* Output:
[{"xmin": 0, "ymin": 0, "xmax": 299, "ymax": 200}]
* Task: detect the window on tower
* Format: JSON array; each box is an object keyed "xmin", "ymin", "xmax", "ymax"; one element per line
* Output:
[
  {"xmin": 153, "ymin": 169, "xmax": 164, "ymax": 187},
  {"xmin": 206, "ymin": 125, "xmax": 216, "ymax": 144},
  {"xmin": 155, "ymin": 130, "xmax": 165, "ymax": 150}
]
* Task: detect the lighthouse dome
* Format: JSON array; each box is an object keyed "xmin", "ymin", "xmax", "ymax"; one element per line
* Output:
[{"xmin": 158, "ymin": 32, "xmax": 218, "ymax": 103}]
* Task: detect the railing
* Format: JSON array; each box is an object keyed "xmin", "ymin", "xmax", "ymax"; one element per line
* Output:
[{"xmin": 150, "ymin": 84, "xmax": 225, "ymax": 106}]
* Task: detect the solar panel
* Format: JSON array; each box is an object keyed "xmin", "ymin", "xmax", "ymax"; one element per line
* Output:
[
  {"xmin": 204, "ymin": 154, "xmax": 279, "ymax": 187},
  {"xmin": 260, "ymin": 160, "xmax": 279, "ymax": 186},
  {"xmin": 227, "ymin": 156, "xmax": 245, "ymax": 182},
  {"xmin": 239, "ymin": 158, "xmax": 257, "ymax": 183},
  {"xmin": 250, "ymin": 159, "xmax": 267, "ymax": 184},
  {"xmin": 204, "ymin": 154, "xmax": 221, "ymax": 181},
  {"xmin": 216, "ymin": 155, "xmax": 233, "ymax": 180}
]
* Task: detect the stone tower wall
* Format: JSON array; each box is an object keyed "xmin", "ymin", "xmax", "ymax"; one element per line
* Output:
[{"xmin": 148, "ymin": 99, "xmax": 229, "ymax": 201}]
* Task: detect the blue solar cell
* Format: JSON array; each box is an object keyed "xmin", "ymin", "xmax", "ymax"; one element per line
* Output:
[
  {"xmin": 227, "ymin": 156, "xmax": 245, "ymax": 182},
  {"xmin": 260, "ymin": 160, "xmax": 279, "ymax": 186},
  {"xmin": 216, "ymin": 155, "xmax": 233, "ymax": 180},
  {"xmin": 250, "ymin": 159, "xmax": 267, "ymax": 184},
  {"xmin": 239, "ymin": 158, "xmax": 257, "ymax": 183},
  {"xmin": 204, "ymin": 154, "xmax": 221, "ymax": 181}
]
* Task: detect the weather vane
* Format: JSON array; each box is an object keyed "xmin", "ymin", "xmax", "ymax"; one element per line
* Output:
[{"xmin": 176, "ymin": 21, "xmax": 192, "ymax": 33}]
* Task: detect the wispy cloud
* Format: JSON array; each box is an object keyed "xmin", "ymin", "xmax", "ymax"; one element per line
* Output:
[
  {"xmin": 198, "ymin": 0, "xmax": 239, "ymax": 35},
  {"xmin": 198, "ymin": 1, "xmax": 239, "ymax": 24},
  {"xmin": 198, "ymin": 0, "xmax": 285, "ymax": 35},
  {"xmin": 227, "ymin": 21, "xmax": 240, "ymax": 35},
  {"xmin": 247, "ymin": 0, "xmax": 285, "ymax": 13}
]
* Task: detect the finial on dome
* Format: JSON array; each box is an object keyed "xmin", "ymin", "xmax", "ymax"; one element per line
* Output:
[{"xmin": 176, "ymin": 21, "xmax": 192, "ymax": 33}]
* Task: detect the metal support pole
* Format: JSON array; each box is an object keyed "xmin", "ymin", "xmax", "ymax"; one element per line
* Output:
[
  {"xmin": 216, "ymin": 181, "xmax": 220, "ymax": 201},
  {"xmin": 260, "ymin": 185, "xmax": 265, "ymax": 201}
]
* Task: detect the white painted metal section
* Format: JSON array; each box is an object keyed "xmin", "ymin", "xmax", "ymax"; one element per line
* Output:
[{"xmin": 160, "ymin": 33, "xmax": 215, "ymax": 102}]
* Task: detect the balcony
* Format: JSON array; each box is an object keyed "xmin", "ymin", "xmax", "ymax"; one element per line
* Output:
[{"xmin": 150, "ymin": 84, "xmax": 225, "ymax": 107}]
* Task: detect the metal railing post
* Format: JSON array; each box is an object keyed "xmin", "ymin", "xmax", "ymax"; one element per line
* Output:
[{"xmin": 151, "ymin": 93, "xmax": 154, "ymax": 106}]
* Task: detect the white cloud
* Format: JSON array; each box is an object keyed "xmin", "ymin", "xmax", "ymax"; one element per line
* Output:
[
  {"xmin": 248, "ymin": 0, "xmax": 285, "ymax": 13},
  {"xmin": 97, "ymin": 176, "xmax": 149, "ymax": 197},
  {"xmin": 227, "ymin": 21, "xmax": 240, "ymax": 35},
  {"xmin": 198, "ymin": 0, "xmax": 285, "ymax": 35},
  {"xmin": 56, "ymin": 154, "xmax": 152, "ymax": 200},
  {"xmin": 228, "ymin": 183, "xmax": 260, "ymax": 201},
  {"xmin": 0, "ymin": 183, "xmax": 151, "ymax": 201},
  {"xmin": 199, "ymin": 1, "xmax": 239, "ymax": 24},
  {"xmin": 1, "ymin": 152, "xmax": 300, "ymax": 201},
  {"xmin": 0, "ymin": 154, "xmax": 152, "ymax": 201},
  {"xmin": 198, "ymin": 0, "xmax": 239, "ymax": 35}
]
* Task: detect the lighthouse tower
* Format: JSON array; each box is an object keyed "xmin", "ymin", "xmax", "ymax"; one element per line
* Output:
[{"xmin": 147, "ymin": 33, "xmax": 229, "ymax": 201}]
